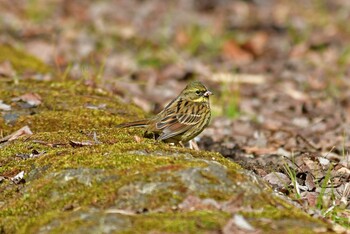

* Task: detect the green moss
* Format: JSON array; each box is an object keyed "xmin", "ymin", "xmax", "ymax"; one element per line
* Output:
[
  {"xmin": 242, "ymin": 204, "xmax": 311, "ymax": 220},
  {"xmin": 0, "ymin": 139, "xmax": 230, "ymax": 232},
  {"xmin": 0, "ymin": 80, "xmax": 145, "ymax": 134},
  {"xmin": 0, "ymin": 45, "xmax": 51, "ymax": 74},
  {"xmin": 240, "ymin": 200, "xmax": 331, "ymax": 233},
  {"xmin": 128, "ymin": 211, "xmax": 230, "ymax": 233},
  {"xmin": 0, "ymin": 79, "xmax": 331, "ymax": 233}
]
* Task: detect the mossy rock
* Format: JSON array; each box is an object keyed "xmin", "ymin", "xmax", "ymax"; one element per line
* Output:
[
  {"xmin": 0, "ymin": 54, "xmax": 334, "ymax": 233},
  {"xmin": 0, "ymin": 80, "xmax": 334, "ymax": 233},
  {"xmin": 0, "ymin": 44, "xmax": 51, "ymax": 75}
]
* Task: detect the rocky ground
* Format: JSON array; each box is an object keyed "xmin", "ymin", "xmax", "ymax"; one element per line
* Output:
[{"xmin": 0, "ymin": 0, "xmax": 349, "ymax": 232}]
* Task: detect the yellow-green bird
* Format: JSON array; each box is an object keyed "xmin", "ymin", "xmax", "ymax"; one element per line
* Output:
[{"xmin": 117, "ymin": 81, "xmax": 212, "ymax": 145}]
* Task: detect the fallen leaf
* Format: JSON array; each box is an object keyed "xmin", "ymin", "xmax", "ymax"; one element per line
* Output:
[
  {"xmin": 243, "ymin": 146, "xmax": 277, "ymax": 155},
  {"xmin": 222, "ymin": 39, "xmax": 253, "ymax": 64},
  {"xmin": 264, "ymin": 172, "xmax": 291, "ymax": 187},
  {"xmin": 11, "ymin": 171, "xmax": 25, "ymax": 184},
  {"xmin": 283, "ymin": 84, "xmax": 309, "ymax": 101},
  {"xmin": 302, "ymin": 157, "xmax": 323, "ymax": 178},
  {"xmin": 0, "ymin": 100, "xmax": 11, "ymax": 111},
  {"xmin": 332, "ymin": 224, "xmax": 348, "ymax": 234},
  {"xmin": 336, "ymin": 167, "xmax": 350, "ymax": 176},
  {"xmin": 12, "ymin": 93, "xmax": 42, "ymax": 107},
  {"xmin": 0, "ymin": 126, "xmax": 33, "ymax": 143},
  {"xmin": 0, "ymin": 61, "xmax": 15, "ymax": 77},
  {"xmin": 232, "ymin": 214, "xmax": 256, "ymax": 231},
  {"xmin": 318, "ymin": 157, "xmax": 330, "ymax": 168},
  {"xmin": 305, "ymin": 173, "xmax": 316, "ymax": 191},
  {"xmin": 242, "ymin": 32, "xmax": 269, "ymax": 56},
  {"xmin": 223, "ymin": 214, "xmax": 260, "ymax": 234},
  {"xmin": 304, "ymin": 192, "xmax": 317, "ymax": 207},
  {"xmin": 69, "ymin": 140, "xmax": 95, "ymax": 147}
]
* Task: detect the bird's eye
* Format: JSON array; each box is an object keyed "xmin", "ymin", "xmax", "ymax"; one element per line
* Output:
[{"xmin": 195, "ymin": 90, "xmax": 201, "ymax": 95}]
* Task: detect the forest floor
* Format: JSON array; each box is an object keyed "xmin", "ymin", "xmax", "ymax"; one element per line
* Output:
[{"xmin": 0, "ymin": 0, "xmax": 349, "ymax": 231}]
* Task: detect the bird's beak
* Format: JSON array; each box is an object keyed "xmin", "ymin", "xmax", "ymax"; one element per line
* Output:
[{"xmin": 203, "ymin": 90, "xmax": 213, "ymax": 97}]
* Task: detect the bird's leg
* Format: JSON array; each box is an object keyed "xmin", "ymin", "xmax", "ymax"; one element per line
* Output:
[{"xmin": 189, "ymin": 140, "xmax": 200, "ymax": 151}]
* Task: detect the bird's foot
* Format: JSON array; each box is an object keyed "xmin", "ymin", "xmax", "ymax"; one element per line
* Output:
[{"xmin": 188, "ymin": 140, "xmax": 200, "ymax": 150}]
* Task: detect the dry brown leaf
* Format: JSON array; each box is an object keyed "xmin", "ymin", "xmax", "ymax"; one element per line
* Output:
[
  {"xmin": 304, "ymin": 192, "xmax": 317, "ymax": 207},
  {"xmin": 69, "ymin": 140, "xmax": 95, "ymax": 147},
  {"xmin": 0, "ymin": 61, "xmax": 15, "ymax": 77},
  {"xmin": 222, "ymin": 40, "xmax": 253, "ymax": 64},
  {"xmin": 0, "ymin": 126, "xmax": 33, "ymax": 143},
  {"xmin": 283, "ymin": 85, "xmax": 309, "ymax": 101},
  {"xmin": 11, "ymin": 171, "xmax": 25, "ymax": 184},
  {"xmin": 223, "ymin": 214, "xmax": 260, "ymax": 234},
  {"xmin": 302, "ymin": 158, "xmax": 321, "ymax": 172},
  {"xmin": 305, "ymin": 173, "xmax": 316, "ymax": 191},
  {"xmin": 336, "ymin": 167, "xmax": 350, "ymax": 176},
  {"xmin": 263, "ymin": 172, "xmax": 291, "ymax": 187},
  {"xmin": 242, "ymin": 32, "xmax": 269, "ymax": 56},
  {"xmin": 12, "ymin": 93, "xmax": 42, "ymax": 107},
  {"xmin": 243, "ymin": 146, "xmax": 276, "ymax": 155},
  {"xmin": 0, "ymin": 100, "xmax": 11, "ymax": 111}
]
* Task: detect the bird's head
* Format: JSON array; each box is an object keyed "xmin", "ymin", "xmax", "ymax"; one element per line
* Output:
[{"xmin": 181, "ymin": 81, "xmax": 212, "ymax": 103}]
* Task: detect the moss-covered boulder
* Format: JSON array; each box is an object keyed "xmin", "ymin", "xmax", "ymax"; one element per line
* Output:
[
  {"xmin": 0, "ymin": 47, "xmax": 334, "ymax": 233},
  {"xmin": 0, "ymin": 45, "xmax": 51, "ymax": 75}
]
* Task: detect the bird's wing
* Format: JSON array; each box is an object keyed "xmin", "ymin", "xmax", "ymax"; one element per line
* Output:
[{"xmin": 155, "ymin": 110, "xmax": 202, "ymax": 141}]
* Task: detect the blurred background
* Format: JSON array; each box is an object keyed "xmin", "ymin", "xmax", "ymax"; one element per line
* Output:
[
  {"xmin": 1, "ymin": 0, "xmax": 350, "ymax": 144},
  {"xmin": 1, "ymin": 0, "xmax": 350, "ymax": 227},
  {"xmin": 2, "ymin": 0, "xmax": 350, "ymax": 148}
]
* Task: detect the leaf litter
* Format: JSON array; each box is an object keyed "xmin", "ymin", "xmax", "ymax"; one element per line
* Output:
[{"xmin": 1, "ymin": 0, "xmax": 350, "ymax": 230}]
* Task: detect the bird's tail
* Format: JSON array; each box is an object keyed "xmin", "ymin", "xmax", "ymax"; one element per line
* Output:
[{"xmin": 116, "ymin": 120, "xmax": 149, "ymax": 128}]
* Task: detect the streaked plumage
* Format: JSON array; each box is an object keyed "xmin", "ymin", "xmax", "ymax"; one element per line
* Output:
[{"xmin": 117, "ymin": 81, "xmax": 212, "ymax": 144}]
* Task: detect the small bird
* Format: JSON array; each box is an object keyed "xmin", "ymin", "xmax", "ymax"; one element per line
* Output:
[{"xmin": 117, "ymin": 81, "xmax": 212, "ymax": 145}]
